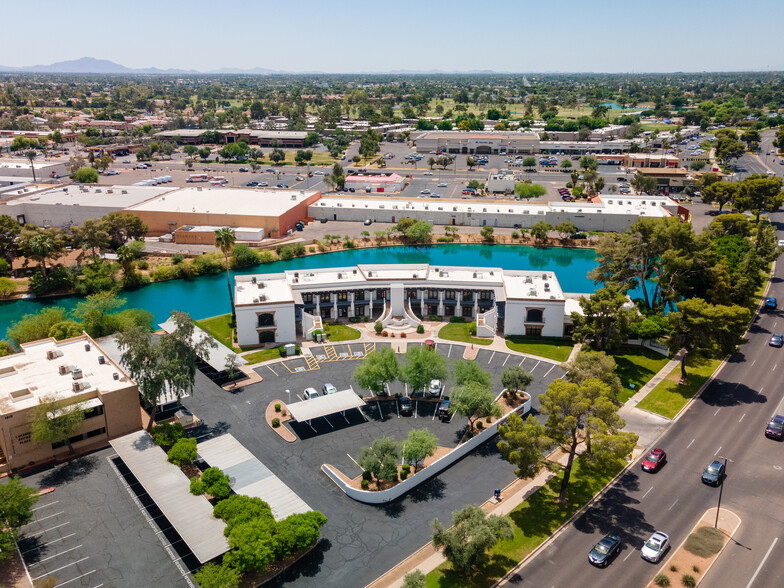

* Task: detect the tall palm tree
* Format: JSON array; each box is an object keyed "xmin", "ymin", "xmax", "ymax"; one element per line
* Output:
[
  {"xmin": 25, "ymin": 150, "xmax": 37, "ymax": 182},
  {"xmin": 214, "ymin": 228, "xmax": 237, "ymax": 320}
]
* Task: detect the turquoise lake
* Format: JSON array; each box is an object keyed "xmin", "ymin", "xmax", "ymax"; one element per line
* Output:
[{"xmin": 0, "ymin": 244, "xmax": 608, "ymax": 328}]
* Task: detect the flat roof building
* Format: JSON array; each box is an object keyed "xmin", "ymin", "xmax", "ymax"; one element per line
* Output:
[
  {"xmin": 413, "ymin": 130, "xmax": 540, "ymax": 155},
  {"xmin": 235, "ymin": 264, "xmax": 576, "ymax": 346},
  {"xmin": 344, "ymin": 172, "xmax": 405, "ymax": 193},
  {"xmin": 0, "ymin": 158, "xmax": 69, "ymax": 179},
  {"xmin": 155, "ymin": 129, "xmax": 307, "ymax": 148},
  {"xmin": 0, "ymin": 334, "xmax": 142, "ymax": 474}
]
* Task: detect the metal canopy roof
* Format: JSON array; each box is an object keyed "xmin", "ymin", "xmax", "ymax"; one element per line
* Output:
[
  {"xmin": 286, "ymin": 389, "xmax": 366, "ymax": 423},
  {"xmin": 197, "ymin": 434, "xmax": 311, "ymax": 521},
  {"xmin": 159, "ymin": 320, "xmax": 247, "ymax": 372},
  {"xmin": 110, "ymin": 430, "xmax": 229, "ymax": 563}
]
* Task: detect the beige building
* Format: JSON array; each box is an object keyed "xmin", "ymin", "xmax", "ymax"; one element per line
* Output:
[{"xmin": 0, "ymin": 334, "xmax": 142, "ymax": 474}]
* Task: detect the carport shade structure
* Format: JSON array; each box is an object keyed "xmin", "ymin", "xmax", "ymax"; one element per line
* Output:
[
  {"xmin": 110, "ymin": 430, "xmax": 229, "ymax": 563},
  {"xmin": 287, "ymin": 389, "xmax": 366, "ymax": 424}
]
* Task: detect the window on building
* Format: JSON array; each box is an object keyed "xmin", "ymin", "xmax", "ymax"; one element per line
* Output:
[
  {"xmin": 463, "ymin": 290, "xmax": 474, "ymax": 300},
  {"xmin": 427, "ymin": 289, "xmax": 440, "ymax": 299},
  {"xmin": 337, "ymin": 291, "xmax": 348, "ymax": 302},
  {"xmin": 526, "ymin": 309, "xmax": 544, "ymax": 323},
  {"xmin": 526, "ymin": 326, "xmax": 543, "ymax": 337},
  {"xmin": 83, "ymin": 404, "xmax": 105, "ymax": 420},
  {"xmin": 480, "ymin": 290, "xmax": 492, "ymax": 301},
  {"xmin": 258, "ymin": 331, "xmax": 276, "ymax": 344},
  {"xmin": 354, "ymin": 290, "xmax": 365, "ymax": 301},
  {"xmin": 257, "ymin": 313, "xmax": 275, "ymax": 327},
  {"xmin": 303, "ymin": 293, "xmax": 312, "ymax": 304},
  {"xmin": 445, "ymin": 290, "xmax": 456, "ymax": 300},
  {"xmin": 52, "ymin": 427, "xmax": 107, "ymax": 449},
  {"xmin": 355, "ymin": 305, "xmax": 365, "ymax": 316},
  {"xmin": 320, "ymin": 292, "xmax": 331, "ymax": 303}
]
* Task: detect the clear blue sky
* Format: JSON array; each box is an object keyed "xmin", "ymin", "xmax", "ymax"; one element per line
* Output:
[{"xmin": 5, "ymin": 0, "xmax": 782, "ymax": 72}]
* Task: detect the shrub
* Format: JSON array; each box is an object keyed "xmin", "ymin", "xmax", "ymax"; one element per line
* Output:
[
  {"xmin": 468, "ymin": 321, "xmax": 477, "ymax": 335},
  {"xmin": 449, "ymin": 316, "xmax": 466, "ymax": 323},
  {"xmin": 308, "ymin": 246, "xmax": 316, "ymax": 253},
  {"xmin": 171, "ymin": 254, "xmax": 185, "ymax": 265},
  {"xmin": 654, "ymin": 574, "xmax": 671, "ymax": 587},
  {"xmin": 193, "ymin": 563, "xmax": 240, "ymax": 588},
  {"xmin": 401, "ymin": 464, "xmax": 411, "ymax": 474},
  {"xmin": 272, "ymin": 418, "xmax": 280, "ymax": 428},
  {"xmin": 511, "ymin": 231, "xmax": 520, "ymax": 239},
  {"xmin": 681, "ymin": 575, "xmax": 696, "ymax": 588},
  {"xmin": 416, "ymin": 324, "xmax": 424, "ymax": 334},
  {"xmin": 194, "ymin": 467, "xmax": 232, "ymax": 500},
  {"xmin": 400, "ymin": 332, "xmax": 407, "ymax": 338},
  {"xmin": 167, "ymin": 438, "xmax": 197, "ymax": 465},
  {"xmin": 684, "ymin": 526, "xmax": 724, "ymax": 558},
  {"xmin": 382, "ymin": 330, "xmax": 388, "ymax": 337},
  {"xmin": 362, "ymin": 470, "xmax": 373, "ymax": 481},
  {"xmin": 502, "ymin": 390, "xmax": 509, "ymax": 398},
  {"xmin": 151, "ymin": 422, "xmax": 185, "ymax": 446},
  {"xmin": 258, "ymin": 249, "xmax": 278, "ymax": 264},
  {"xmin": 311, "ymin": 329, "xmax": 322, "ymax": 341},
  {"xmin": 150, "ymin": 264, "xmax": 181, "ymax": 282},
  {"xmin": 361, "ymin": 479, "xmax": 370, "ymax": 490},
  {"xmin": 274, "ymin": 403, "xmax": 281, "ymax": 412},
  {"xmin": 486, "ymin": 416, "xmax": 492, "ymax": 423},
  {"xmin": 670, "ymin": 565, "xmax": 678, "ymax": 572},
  {"xmin": 374, "ymin": 321, "xmax": 383, "ymax": 334},
  {"xmin": 230, "ymin": 243, "xmax": 261, "ymax": 268},
  {"xmin": 282, "ymin": 410, "xmax": 287, "ymax": 416},
  {"xmin": 692, "ymin": 566, "xmax": 700, "ymax": 573},
  {"xmin": 476, "ymin": 421, "xmax": 484, "ymax": 430},
  {"xmin": 390, "ymin": 332, "xmax": 395, "ymax": 338},
  {"xmin": 465, "ymin": 430, "xmax": 474, "ymax": 439},
  {"xmin": 400, "ymin": 470, "xmax": 408, "ymax": 480},
  {"xmin": 192, "ymin": 252, "xmax": 224, "ymax": 275},
  {"xmin": 292, "ymin": 243, "xmax": 306, "ymax": 257}
]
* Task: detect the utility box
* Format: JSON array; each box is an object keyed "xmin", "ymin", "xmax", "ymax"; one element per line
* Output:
[{"xmin": 283, "ymin": 343, "xmax": 296, "ymax": 356}]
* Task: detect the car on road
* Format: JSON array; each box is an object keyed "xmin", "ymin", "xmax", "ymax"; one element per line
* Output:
[
  {"xmin": 322, "ymin": 383, "xmax": 337, "ymax": 395},
  {"xmin": 105, "ymin": 169, "xmax": 120, "ymax": 175},
  {"xmin": 431, "ymin": 193, "xmax": 441, "ymax": 198},
  {"xmin": 765, "ymin": 415, "xmax": 784, "ymax": 440},
  {"xmin": 428, "ymin": 379, "xmax": 443, "ymax": 397},
  {"xmin": 259, "ymin": 181, "xmax": 268, "ymax": 187},
  {"xmin": 437, "ymin": 183, "xmax": 447, "ymax": 187},
  {"xmin": 420, "ymin": 189, "xmax": 431, "ymax": 194},
  {"xmin": 363, "ymin": 219, "xmax": 372, "ymax": 225},
  {"xmin": 765, "ymin": 297, "xmax": 777, "ymax": 310},
  {"xmin": 314, "ymin": 171, "xmax": 325, "ymax": 175},
  {"xmin": 701, "ymin": 460, "xmax": 725, "ymax": 486},
  {"xmin": 770, "ymin": 334, "xmax": 783, "ymax": 348},
  {"xmin": 135, "ymin": 163, "xmax": 147, "ymax": 169},
  {"xmin": 320, "ymin": 218, "xmax": 328, "ymax": 223},
  {"xmin": 641, "ymin": 448, "xmax": 667, "ymax": 473},
  {"xmin": 122, "ymin": 159, "xmax": 131, "ymax": 164},
  {"xmin": 276, "ymin": 183, "xmax": 289, "ymax": 189},
  {"xmin": 424, "ymin": 171, "xmax": 433, "ymax": 176},
  {"xmin": 265, "ymin": 168, "xmax": 275, "ymax": 172},
  {"xmin": 238, "ymin": 167, "xmax": 249, "ymax": 172},
  {"xmin": 303, "ymin": 387, "xmax": 320, "ymax": 400},
  {"xmin": 588, "ymin": 533, "xmax": 621, "ymax": 567},
  {"xmin": 295, "ymin": 176, "xmax": 304, "ymax": 181},
  {"xmin": 640, "ymin": 532, "xmax": 669, "ymax": 563},
  {"xmin": 616, "ymin": 177, "xmax": 626, "ymax": 182},
  {"xmin": 399, "ymin": 396, "xmax": 413, "ymax": 416},
  {"xmin": 245, "ymin": 181, "xmax": 259, "ymax": 187}
]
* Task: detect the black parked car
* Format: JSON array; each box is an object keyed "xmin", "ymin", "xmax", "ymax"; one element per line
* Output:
[
  {"xmin": 588, "ymin": 533, "xmax": 621, "ymax": 567},
  {"xmin": 399, "ymin": 396, "xmax": 413, "ymax": 416}
]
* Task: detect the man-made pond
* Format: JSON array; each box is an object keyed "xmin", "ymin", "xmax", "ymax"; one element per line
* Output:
[{"xmin": 0, "ymin": 244, "xmax": 607, "ymax": 328}]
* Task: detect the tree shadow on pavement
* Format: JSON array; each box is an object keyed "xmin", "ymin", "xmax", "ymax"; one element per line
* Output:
[
  {"xmin": 409, "ymin": 477, "xmax": 447, "ymax": 503},
  {"xmin": 572, "ymin": 484, "xmax": 655, "ymax": 548},
  {"xmin": 38, "ymin": 454, "xmax": 99, "ymax": 487},
  {"xmin": 699, "ymin": 380, "xmax": 767, "ymax": 408},
  {"xmin": 265, "ymin": 538, "xmax": 331, "ymax": 585}
]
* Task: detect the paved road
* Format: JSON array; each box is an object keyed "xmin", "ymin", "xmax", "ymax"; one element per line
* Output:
[{"xmin": 500, "ymin": 210, "xmax": 784, "ymax": 587}]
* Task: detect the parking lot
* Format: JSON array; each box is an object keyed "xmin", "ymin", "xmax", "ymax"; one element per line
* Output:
[
  {"xmin": 15, "ymin": 450, "xmax": 193, "ymax": 588},
  {"xmin": 177, "ymin": 341, "xmax": 563, "ymax": 587}
]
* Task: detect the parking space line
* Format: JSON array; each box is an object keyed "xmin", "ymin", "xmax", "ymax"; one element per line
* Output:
[
  {"xmin": 27, "ymin": 522, "xmax": 70, "ymax": 538},
  {"xmin": 530, "ymin": 361, "xmax": 541, "ymax": 373},
  {"xmin": 519, "ymin": 357, "xmax": 526, "ymax": 366},
  {"xmin": 489, "ymin": 351, "xmax": 496, "ymax": 363},
  {"xmin": 28, "ymin": 511, "xmax": 65, "ymax": 525},
  {"xmin": 543, "ymin": 364, "xmax": 556, "ymax": 379},
  {"xmin": 377, "ymin": 401, "xmax": 384, "ymax": 421},
  {"xmin": 447, "ymin": 345, "xmax": 452, "ymax": 358},
  {"xmin": 22, "ymin": 533, "xmax": 76, "ymax": 554},
  {"xmin": 739, "ymin": 413, "xmax": 746, "ymax": 423},
  {"xmin": 266, "ymin": 365, "xmax": 279, "ymax": 376},
  {"xmin": 32, "ymin": 556, "xmax": 89, "ymax": 580},
  {"xmin": 53, "ymin": 570, "xmax": 96, "ymax": 587},
  {"xmin": 29, "ymin": 544, "xmax": 83, "ymax": 566},
  {"xmin": 715, "ymin": 446, "xmax": 722, "ymax": 455},
  {"xmin": 714, "ymin": 408, "xmax": 721, "ymax": 416},
  {"xmin": 502, "ymin": 354, "xmax": 509, "ymax": 366},
  {"xmin": 668, "ymin": 498, "xmax": 679, "ymax": 511},
  {"xmin": 347, "ymin": 453, "xmax": 360, "ymax": 467},
  {"xmin": 687, "ymin": 438, "xmax": 695, "ymax": 448},
  {"xmin": 623, "ymin": 550, "xmax": 634, "ymax": 561},
  {"xmin": 32, "ymin": 501, "xmax": 59, "ymax": 511}
]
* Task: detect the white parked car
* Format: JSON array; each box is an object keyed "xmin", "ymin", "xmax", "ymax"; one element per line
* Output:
[
  {"xmin": 303, "ymin": 387, "xmax": 320, "ymax": 400},
  {"xmin": 778, "ymin": 239, "xmax": 784, "ymax": 247},
  {"xmin": 427, "ymin": 379, "xmax": 443, "ymax": 397},
  {"xmin": 640, "ymin": 531, "xmax": 669, "ymax": 563}
]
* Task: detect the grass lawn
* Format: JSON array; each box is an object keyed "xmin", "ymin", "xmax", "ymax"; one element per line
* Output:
[
  {"xmin": 438, "ymin": 322, "xmax": 493, "ymax": 346},
  {"xmin": 505, "ymin": 336, "xmax": 573, "ymax": 362},
  {"xmin": 636, "ymin": 354, "xmax": 721, "ymax": 419},
  {"xmin": 242, "ymin": 347, "xmax": 283, "ymax": 364},
  {"xmin": 195, "ymin": 314, "xmax": 241, "ymax": 352},
  {"xmin": 425, "ymin": 456, "xmax": 626, "ymax": 588},
  {"xmin": 610, "ymin": 346, "xmax": 671, "ymax": 404},
  {"xmin": 324, "ymin": 323, "xmax": 361, "ymax": 342}
]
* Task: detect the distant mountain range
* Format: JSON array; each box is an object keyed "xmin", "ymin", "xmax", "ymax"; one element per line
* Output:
[{"xmin": 0, "ymin": 57, "xmax": 516, "ymax": 75}]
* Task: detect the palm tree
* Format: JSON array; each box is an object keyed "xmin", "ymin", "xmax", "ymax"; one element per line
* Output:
[
  {"xmin": 214, "ymin": 228, "xmax": 237, "ymax": 320},
  {"xmin": 25, "ymin": 150, "xmax": 37, "ymax": 182}
]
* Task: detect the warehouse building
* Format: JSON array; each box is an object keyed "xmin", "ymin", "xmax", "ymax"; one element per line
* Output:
[
  {"xmin": 413, "ymin": 130, "xmax": 540, "ymax": 155},
  {"xmin": 344, "ymin": 172, "xmax": 405, "ymax": 193},
  {"xmin": 309, "ymin": 194, "xmax": 680, "ymax": 232},
  {"xmin": 235, "ymin": 264, "xmax": 577, "ymax": 346},
  {"xmin": 155, "ymin": 129, "xmax": 308, "ymax": 148},
  {"xmin": 126, "ymin": 186, "xmax": 321, "ymax": 238},
  {"xmin": 0, "ymin": 158, "xmax": 69, "ymax": 179},
  {"xmin": 0, "ymin": 334, "xmax": 143, "ymax": 474}
]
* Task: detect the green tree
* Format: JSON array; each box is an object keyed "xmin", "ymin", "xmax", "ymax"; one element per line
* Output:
[
  {"xmin": 190, "ymin": 467, "xmax": 232, "ymax": 499},
  {"xmin": 0, "ymin": 215, "xmax": 21, "ymax": 266},
  {"xmin": 198, "ymin": 146, "xmax": 211, "ymax": 160},
  {"xmin": 352, "ymin": 347, "xmax": 400, "ymax": 396},
  {"xmin": 71, "ymin": 217, "xmax": 111, "ymax": 259},
  {"xmin": 631, "ymin": 172, "xmax": 657, "ymax": 194},
  {"xmin": 572, "ymin": 286, "xmax": 634, "ymax": 352},
  {"xmin": 733, "ymin": 174, "xmax": 784, "ymax": 223},
  {"xmin": 453, "ymin": 359, "xmax": 492, "ymax": 389},
  {"xmin": 480, "ymin": 225, "xmax": 494, "ymax": 242},
  {"xmin": 555, "ymin": 221, "xmax": 577, "ymax": 239},
  {"xmin": 501, "ymin": 365, "xmax": 533, "ymax": 398},
  {"xmin": 466, "ymin": 157, "xmax": 477, "ymax": 171},
  {"xmin": 402, "ymin": 428, "xmax": 438, "ymax": 472},
  {"xmin": 402, "ymin": 570, "xmax": 426, "ymax": 588},
  {"xmin": 529, "ymin": 221, "xmax": 553, "ymax": 242},
  {"xmin": 30, "ymin": 396, "xmax": 86, "ymax": 454},
  {"xmin": 167, "ymin": 437, "xmax": 197, "ymax": 466},
  {"xmin": 269, "ymin": 148, "xmax": 286, "ymax": 164},
  {"xmin": 101, "ymin": 211, "xmax": 147, "ymax": 250},
  {"xmin": 0, "ymin": 277, "xmax": 17, "ymax": 299},
  {"xmin": 214, "ymin": 228, "xmax": 236, "ymax": 320},
  {"xmin": 401, "ymin": 346, "xmax": 448, "ymax": 396},
  {"xmin": 6, "ymin": 307, "xmax": 68, "ymax": 345},
  {"xmin": 0, "ymin": 476, "xmax": 38, "ymax": 560},
  {"xmin": 522, "ymin": 156, "xmax": 537, "ymax": 168},
  {"xmin": 560, "ymin": 159, "xmax": 572, "ymax": 169},
  {"xmin": 563, "ymin": 350, "xmax": 622, "ymax": 399},
  {"xmin": 714, "ymin": 134, "xmax": 745, "ymax": 166},
  {"xmin": 666, "ymin": 298, "xmax": 750, "ymax": 379},
  {"xmin": 514, "ymin": 183, "xmax": 546, "ymax": 199},
  {"xmin": 701, "ymin": 182, "xmax": 737, "ymax": 212},
  {"xmin": 404, "ymin": 221, "xmax": 433, "ymax": 244},
  {"xmin": 74, "ymin": 166, "xmax": 99, "ymax": 183},
  {"xmin": 579, "ymin": 156, "xmax": 598, "ymax": 171},
  {"xmin": 193, "ymin": 563, "xmax": 240, "ymax": 588},
  {"xmin": 18, "ymin": 226, "xmax": 65, "ymax": 282},
  {"xmin": 431, "ymin": 504, "xmax": 514, "ymax": 576},
  {"xmin": 73, "ymin": 291, "xmax": 126, "ymax": 338},
  {"xmin": 117, "ymin": 311, "xmax": 216, "ymax": 430},
  {"xmin": 358, "ymin": 437, "xmax": 400, "ymax": 482},
  {"xmin": 359, "ymin": 129, "xmax": 382, "ymax": 158},
  {"xmin": 450, "ymin": 381, "xmax": 501, "ymax": 432},
  {"xmin": 427, "ymin": 157, "xmax": 436, "ymax": 170}
]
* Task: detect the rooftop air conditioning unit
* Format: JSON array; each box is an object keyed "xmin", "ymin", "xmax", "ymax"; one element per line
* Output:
[
  {"xmin": 98, "ymin": 356, "xmax": 105, "ymax": 364},
  {"xmin": 353, "ymin": 269, "xmax": 357, "ymax": 275},
  {"xmin": 544, "ymin": 283, "xmax": 550, "ymax": 291},
  {"xmin": 95, "ymin": 189, "xmax": 102, "ymax": 193},
  {"xmin": 46, "ymin": 350, "xmax": 58, "ymax": 360},
  {"xmin": 72, "ymin": 368, "xmax": 83, "ymax": 380},
  {"xmin": 337, "ymin": 273, "xmax": 342, "ymax": 279},
  {"xmin": 524, "ymin": 276, "xmax": 533, "ymax": 283},
  {"xmin": 294, "ymin": 272, "xmax": 298, "ymax": 278},
  {"xmin": 121, "ymin": 190, "xmax": 128, "ymax": 194},
  {"xmin": 413, "ymin": 274, "xmax": 418, "ymax": 278},
  {"xmin": 542, "ymin": 274, "xmax": 547, "ymax": 280},
  {"xmin": 251, "ymin": 277, "xmax": 256, "ymax": 283},
  {"xmin": 259, "ymin": 294, "xmax": 266, "ymax": 302},
  {"xmin": 197, "ymin": 187, "xmax": 202, "ymax": 191},
  {"xmin": 58, "ymin": 364, "xmax": 70, "ymax": 375},
  {"xmin": 292, "ymin": 278, "xmax": 298, "ymax": 283},
  {"xmin": 72, "ymin": 381, "xmax": 85, "ymax": 392},
  {"xmin": 253, "ymin": 297, "xmax": 259, "ymax": 303},
  {"xmin": 107, "ymin": 189, "xmax": 113, "ymax": 194},
  {"xmin": 84, "ymin": 343, "xmax": 91, "ymax": 352},
  {"xmin": 528, "ymin": 289, "xmax": 537, "ymax": 296},
  {"xmin": 113, "ymin": 372, "xmax": 120, "ymax": 380}
]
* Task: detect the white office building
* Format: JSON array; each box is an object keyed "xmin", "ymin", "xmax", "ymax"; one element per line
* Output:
[{"xmin": 235, "ymin": 264, "xmax": 581, "ymax": 346}]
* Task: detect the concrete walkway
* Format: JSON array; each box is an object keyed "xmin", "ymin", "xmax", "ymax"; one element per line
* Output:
[{"xmin": 624, "ymin": 350, "xmax": 684, "ymax": 408}]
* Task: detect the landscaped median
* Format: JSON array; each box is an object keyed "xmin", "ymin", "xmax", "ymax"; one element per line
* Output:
[
  {"xmin": 648, "ymin": 507, "xmax": 740, "ymax": 588},
  {"xmin": 636, "ymin": 355, "xmax": 721, "ymax": 419}
]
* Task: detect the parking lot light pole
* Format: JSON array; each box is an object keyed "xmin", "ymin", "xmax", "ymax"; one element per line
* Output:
[{"xmin": 715, "ymin": 456, "xmax": 731, "ymax": 528}]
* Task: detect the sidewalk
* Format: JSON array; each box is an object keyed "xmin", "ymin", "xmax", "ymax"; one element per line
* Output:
[
  {"xmin": 365, "ymin": 448, "xmax": 574, "ymax": 588},
  {"xmin": 624, "ymin": 349, "xmax": 684, "ymax": 408}
]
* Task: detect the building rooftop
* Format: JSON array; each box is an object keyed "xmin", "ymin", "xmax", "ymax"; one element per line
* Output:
[
  {"xmin": 126, "ymin": 186, "xmax": 320, "ymax": 216},
  {"xmin": 0, "ymin": 159, "xmax": 64, "ymax": 171},
  {"xmin": 2, "ymin": 184, "xmax": 172, "ymax": 209},
  {"xmin": 235, "ymin": 273, "xmax": 295, "ymax": 306},
  {"xmin": 0, "ymin": 336, "xmax": 132, "ymax": 414},
  {"xmin": 503, "ymin": 270, "xmax": 564, "ymax": 301},
  {"xmin": 415, "ymin": 130, "xmax": 539, "ymax": 140},
  {"xmin": 345, "ymin": 173, "xmax": 404, "ymax": 183}
]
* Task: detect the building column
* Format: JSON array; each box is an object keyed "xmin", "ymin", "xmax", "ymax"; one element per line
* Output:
[
  {"xmin": 456, "ymin": 291, "xmax": 463, "ymax": 317},
  {"xmin": 473, "ymin": 292, "xmax": 478, "ymax": 318},
  {"xmin": 349, "ymin": 292, "xmax": 355, "ymax": 318},
  {"xmin": 438, "ymin": 290, "xmax": 445, "ymax": 316},
  {"xmin": 420, "ymin": 290, "xmax": 425, "ymax": 315},
  {"xmin": 315, "ymin": 297, "xmax": 320, "ymax": 317},
  {"xmin": 331, "ymin": 293, "xmax": 337, "ymax": 321},
  {"xmin": 368, "ymin": 290, "xmax": 374, "ymax": 317}
]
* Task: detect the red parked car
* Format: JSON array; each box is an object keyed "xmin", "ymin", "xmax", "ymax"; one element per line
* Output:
[{"xmin": 641, "ymin": 448, "xmax": 667, "ymax": 473}]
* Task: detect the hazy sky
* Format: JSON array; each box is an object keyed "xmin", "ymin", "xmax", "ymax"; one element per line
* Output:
[{"xmin": 4, "ymin": 0, "xmax": 782, "ymax": 72}]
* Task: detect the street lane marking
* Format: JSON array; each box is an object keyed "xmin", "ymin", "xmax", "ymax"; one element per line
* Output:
[
  {"xmin": 687, "ymin": 438, "xmax": 695, "ymax": 449},
  {"xmin": 739, "ymin": 413, "xmax": 746, "ymax": 423},
  {"xmin": 714, "ymin": 408, "xmax": 721, "ymax": 416},
  {"xmin": 774, "ymin": 364, "xmax": 778, "ymax": 372},
  {"xmin": 746, "ymin": 537, "xmax": 778, "ymax": 588},
  {"xmin": 715, "ymin": 446, "xmax": 722, "ymax": 456},
  {"xmin": 642, "ymin": 486, "xmax": 653, "ymax": 499},
  {"xmin": 752, "ymin": 359, "xmax": 756, "ymax": 367},
  {"xmin": 668, "ymin": 498, "xmax": 679, "ymax": 511}
]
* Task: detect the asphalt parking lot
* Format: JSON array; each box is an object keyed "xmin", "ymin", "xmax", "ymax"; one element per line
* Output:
[
  {"xmin": 179, "ymin": 341, "xmax": 564, "ymax": 587},
  {"xmin": 15, "ymin": 449, "xmax": 192, "ymax": 588}
]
